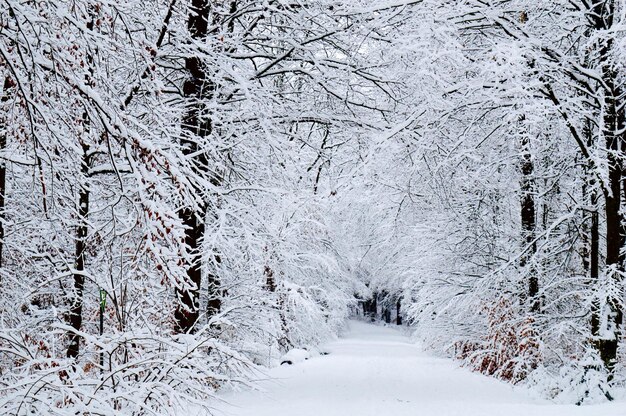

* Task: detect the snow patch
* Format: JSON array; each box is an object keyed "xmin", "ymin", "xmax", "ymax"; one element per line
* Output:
[{"xmin": 280, "ymin": 348, "xmax": 311, "ymax": 365}]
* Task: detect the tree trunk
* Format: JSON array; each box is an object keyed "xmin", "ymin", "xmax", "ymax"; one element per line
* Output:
[
  {"xmin": 519, "ymin": 125, "xmax": 539, "ymax": 312},
  {"xmin": 175, "ymin": 0, "xmax": 210, "ymax": 335},
  {"xmin": 584, "ymin": 1, "xmax": 624, "ymax": 372},
  {"xmin": 67, "ymin": 145, "xmax": 90, "ymax": 358},
  {"xmin": 175, "ymin": 1, "xmax": 237, "ymax": 332},
  {"xmin": 584, "ymin": 121, "xmax": 602, "ymax": 351},
  {"xmin": 598, "ymin": 55, "xmax": 623, "ymax": 373},
  {"xmin": 396, "ymin": 297, "xmax": 402, "ymax": 325},
  {"xmin": 363, "ymin": 292, "xmax": 377, "ymax": 321},
  {"xmin": 0, "ymin": 76, "xmax": 10, "ymax": 270},
  {"xmin": 264, "ymin": 263, "xmax": 276, "ymax": 292},
  {"xmin": 600, "ymin": 129, "xmax": 622, "ymax": 371},
  {"xmin": 67, "ymin": 11, "xmax": 96, "ymax": 357},
  {"xmin": 383, "ymin": 308, "xmax": 391, "ymax": 324}
]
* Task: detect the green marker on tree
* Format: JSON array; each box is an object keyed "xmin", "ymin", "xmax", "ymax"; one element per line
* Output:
[{"xmin": 99, "ymin": 288, "xmax": 107, "ymax": 311}]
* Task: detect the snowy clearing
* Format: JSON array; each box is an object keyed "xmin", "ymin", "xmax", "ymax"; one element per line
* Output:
[{"xmin": 213, "ymin": 321, "xmax": 625, "ymax": 416}]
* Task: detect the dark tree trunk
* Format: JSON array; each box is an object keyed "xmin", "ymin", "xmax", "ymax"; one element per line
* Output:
[
  {"xmin": 264, "ymin": 264, "xmax": 276, "ymax": 292},
  {"xmin": 175, "ymin": 211, "xmax": 205, "ymax": 333},
  {"xmin": 206, "ymin": 254, "xmax": 222, "ymax": 318},
  {"xmin": 598, "ymin": 39, "xmax": 623, "ymax": 373},
  {"xmin": 383, "ymin": 308, "xmax": 391, "ymax": 324},
  {"xmin": 396, "ymin": 297, "xmax": 402, "ymax": 325},
  {"xmin": 363, "ymin": 294, "xmax": 377, "ymax": 321},
  {"xmin": 601, "ymin": 126, "xmax": 622, "ymax": 371},
  {"xmin": 583, "ymin": 1, "xmax": 624, "ymax": 372},
  {"xmin": 67, "ymin": 12, "xmax": 96, "ymax": 357},
  {"xmin": 67, "ymin": 145, "xmax": 90, "ymax": 358},
  {"xmin": 175, "ymin": 1, "xmax": 238, "ymax": 332},
  {"xmin": 601, "ymin": 96, "xmax": 624, "ymax": 371},
  {"xmin": 583, "ymin": 121, "xmax": 602, "ymax": 350},
  {"xmin": 519, "ymin": 127, "xmax": 539, "ymax": 312},
  {"xmin": 175, "ymin": 0, "xmax": 212, "ymax": 334},
  {"xmin": 0, "ymin": 76, "xmax": 10, "ymax": 270}
]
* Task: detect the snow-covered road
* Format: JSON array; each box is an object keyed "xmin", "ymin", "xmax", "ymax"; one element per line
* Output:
[{"xmin": 213, "ymin": 321, "xmax": 625, "ymax": 416}]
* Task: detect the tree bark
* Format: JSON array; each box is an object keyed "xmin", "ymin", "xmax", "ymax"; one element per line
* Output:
[
  {"xmin": 363, "ymin": 292, "xmax": 377, "ymax": 321},
  {"xmin": 67, "ymin": 11, "xmax": 96, "ymax": 358},
  {"xmin": 175, "ymin": 0, "xmax": 212, "ymax": 334},
  {"xmin": 585, "ymin": 126, "xmax": 601, "ymax": 341},
  {"xmin": 396, "ymin": 297, "xmax": 402, "ymax": 325},
  {"xmin": 583, "ymin": 0, "xmax": 625, "ymax": 372},
  {"xmin": 67, "ymin": 145, "xmax": 90, "ymax": 358},
  {"xmin": 0, "ymin": 76, "xmax": 11, "ymax": 270},
  {"xmin": 600, "ymin": 124, "xmax": 622, "ymax": 371},
  {"xmin": 519, "ymin": 123, "xmax": 539, "ymax": 312},
  {"xmin": 562, "ymin": 1, "xmax": 620, "ymax": 377},
  {"xmin": 175, "ymin": 1, "xmax": 237, "ymax": 332}
]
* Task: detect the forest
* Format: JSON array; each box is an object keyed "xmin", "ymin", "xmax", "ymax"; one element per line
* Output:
[{"xmin": 0, "ymin": 0, "xmax": 625, "ymax": 414}]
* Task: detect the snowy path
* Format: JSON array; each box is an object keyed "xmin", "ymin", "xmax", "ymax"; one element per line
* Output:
[{"xmin": 213, "ymin": 321, "xmax": 625, "ymax": 416}]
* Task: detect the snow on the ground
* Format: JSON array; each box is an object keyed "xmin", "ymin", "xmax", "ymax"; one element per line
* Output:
[
  {"xmin": 279, "ymin": 348, "xmax": 311, "ymax": 365},
  {"xmin": 210, "ymin": 320, "xmax": 625, "ymax": 416}
]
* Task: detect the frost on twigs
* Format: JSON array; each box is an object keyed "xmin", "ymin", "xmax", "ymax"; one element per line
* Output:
[
  {"xmin": 0, "ymin": 320, "xmax": 256, "ymax": 415},
  {"xmin": 526, "ymin": 350, "xmax": 618, "ymax": 405}
]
